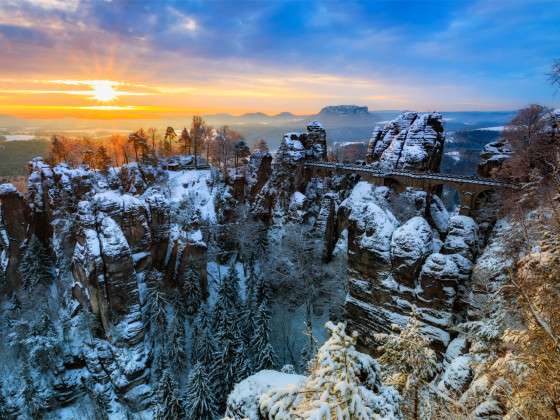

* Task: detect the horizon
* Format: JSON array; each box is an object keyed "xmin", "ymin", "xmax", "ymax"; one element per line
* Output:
[{"xmin": 0, "ymin": 0, "xmax": 559, "ymax": 122}]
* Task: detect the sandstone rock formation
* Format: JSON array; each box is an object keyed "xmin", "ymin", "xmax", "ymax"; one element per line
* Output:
[
  {"xmin": 0, "ymin": 158, "xmax": 213, "ymax": 413},
  {"xmin": 252, "ymin": 121, "xmax": 327, "ymax": 219},
  {"xmin": 366, "ymin": 112, "xmax": 445, "ymax": 172},
  {"xmin": 339, "ymin": 112, "xmax": 479, "ymax": 353}
]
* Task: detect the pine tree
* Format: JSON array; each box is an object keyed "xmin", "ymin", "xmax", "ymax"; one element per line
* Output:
[
  {"xmin": 252, "ymin": 138, "xmax": 269, "ymax": 153},
  {"xmin": 179, "ymin": 127, "xmax": 192, "ymax": 155},
  {"xmin": 184, "ymin": 362, "xmax": 218, "ymax": 420},
  {"xmin": 82, "ymin": 148, "xmax": 96, "ymax": 168},
  {"xmin": 300, "ymin": 300, "xmax": 318, "ymax": 372},
  {"xmin": 214, "ymin": 324, "xmax": 239, "ymax": 407},
  {"xmin": 22, "ymin": 363, "xmax": 46, "ymax": 419},
  {"xmin": 254, "ymin": 275, "xmax": 270, "ymax": 308},
  {"xmin": 0, "ymin": 382, "xmax": 12, "ymax": 419},
  {"xmin": 182, "ymin": 264, "xmax": 202, "ymax": 315},
  {"xmin": 251, "ymin": 301, "xmax": 277, "ymax": 372},
  {"xmin": 162, "ymin": 126, "xmax": 177, "ymax": 156},
  {"xmin": 375, "ymin": 317, "xmax": 437, "ymax": 419},
  {"xmin": 193, "ymin": 324, "xmax": 217, "ymax": 369},
  {"xmin": 167, "ymin": 315, "xmax": 188, "ymax": 374},
  {"xmin": 128, "ymin": 129, "xmax": 150, "ymax": 162},
  {"xmin": 91, "ymin": 389, "xmax": 110, "ymax": 420},
  {"xmin": 212, "ymin": 264, "xmax": 241, "ymax": 333},
  {"xmin": 95, "ymin": 146, "xmax": 112, "ymax": 174},
  {"xmin": 153, "ymin": 370, "xmax": 186, "ymax": 420},
  {"xmin": 49, "ymin": 135, "xmax": 67, "ymax": 164},
  {"xmin": 19, "ymin": 235, "xmax": 51, "ymax": 290},
  {"xmin": 260, "ymin": 322, "xmax": 401, "ymax": 419}
]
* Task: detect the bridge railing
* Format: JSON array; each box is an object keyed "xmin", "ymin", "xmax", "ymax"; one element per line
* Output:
[{"xmin": 303, "ymin": 162, "xmax": 516, "ymax": 188}]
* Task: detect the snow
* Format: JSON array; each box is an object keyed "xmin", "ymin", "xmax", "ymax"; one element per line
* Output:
[
  {"xmin": 166, "ymin": 169, "xmax": 217, "ymax": 223},
  {"xmin": 430, "ymin": 195, "xmax": 449, "ymax": 234},
  {"xmin": 290, "ymin": 191, "xmax": 306, "ymax": 207},
  {"xmin": 390, "ymin": 216, "xmax": 433, "ymax": 265},
  {"xmin": 98, "ymin": 217, "xmax": 131, "ymax": 258},
  {"xmin": 445, "ymin": 150, "xmax": 461, "ymax": 162},
  {"xmin": 475, "ymin": 126, "xmax": 505, "ymax": 131},
  {"xmin": 227, "ymin": 370, "xmax": 305, "ymax": 420},
  {"xmin": 442, "ymin": 215, "xmax": 478, "ymax": 259},
  {"xmin": 437, "ymin": 355, "xmax": 472, "ymax": 396},
  {"xmin": 4, "ymin": 134, "xmax": 36, "ymax": 141},
  {"xmin": 344, "ymin": 182, "xmax": 399, "ymax": 259},
  {"xmin": 0, "ymin": 183, "xmax": 17, "ymax": 195}
]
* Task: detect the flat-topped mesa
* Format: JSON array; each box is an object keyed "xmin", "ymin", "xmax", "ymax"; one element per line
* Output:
[{"xmin": 366, "ymin": 111, "xmax": 445, "ymax": 172}]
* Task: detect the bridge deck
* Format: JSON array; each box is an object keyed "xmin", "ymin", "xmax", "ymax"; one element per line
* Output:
[{"xmin": 304, "ymin": 162, "xmax": 515, "ymax": 189}]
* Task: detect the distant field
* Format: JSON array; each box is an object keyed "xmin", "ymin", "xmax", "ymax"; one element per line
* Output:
[{"xmin": 0, "ymin": 139, "xmax": 49, "ymax": 176}]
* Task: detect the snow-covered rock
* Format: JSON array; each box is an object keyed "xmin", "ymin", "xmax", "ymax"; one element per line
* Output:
[
  {"xmin": 442, "ymin": 215, "xmax": 479, "ymax": 260},
  {"xmin": 367, "ymin": 112, "xmax": 445, "ymax": 172},
  {"xmin": 390, "ymin": 216, "xmax": 433, "ymax": 287}
]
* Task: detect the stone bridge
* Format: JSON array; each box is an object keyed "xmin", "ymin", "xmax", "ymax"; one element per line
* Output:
[{"xmin": 304, "ymin": 162, "xmax": 516, "ymax": 215}]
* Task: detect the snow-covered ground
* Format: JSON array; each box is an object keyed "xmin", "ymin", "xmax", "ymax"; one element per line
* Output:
[
  {"xmin": 475, "ymin": 126, "xmax": 505, "ymax": 131},
  {"xmin": 445, "ymin": 150, "xmax": 461, "ymax": 162},
  {"xmin": 166, "ymin": 169, "xmax": 217, "ymax": 222},
  {"xmin": 4, "ymin": 134, "xmax": 36, "ymax": 141}
]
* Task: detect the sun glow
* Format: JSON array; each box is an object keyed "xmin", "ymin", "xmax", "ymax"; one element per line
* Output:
[{"xmin": 90, "ymin": 80, "xmax": 118, "ymax": 101}]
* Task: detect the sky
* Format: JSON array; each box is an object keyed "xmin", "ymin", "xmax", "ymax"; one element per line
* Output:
[{"xmin": 0, "ymin": 0, "xmax": 558, "ymax": 120}]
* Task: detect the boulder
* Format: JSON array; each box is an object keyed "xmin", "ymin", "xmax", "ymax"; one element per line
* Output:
[
  {"xmin": 441, "ymin": 215, "xmax": 479, "ymax": 260},
  {"xmin": 390, "ymin": 216, "xmax": 433, "ymax": 287}
]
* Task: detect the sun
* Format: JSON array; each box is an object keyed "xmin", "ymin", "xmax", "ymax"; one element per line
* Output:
[{"xmin": 90, "ymin": 80, "xmax": 119, "ymax": 102}]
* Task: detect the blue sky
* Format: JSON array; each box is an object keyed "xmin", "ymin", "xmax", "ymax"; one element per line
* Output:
[{"xmin": 0, "ymin": 0, "xmax": 558, "ymax": 117}]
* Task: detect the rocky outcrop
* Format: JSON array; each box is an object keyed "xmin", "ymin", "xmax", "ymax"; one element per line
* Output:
[
  {"xmin": 390, "ymin": 216, "xmax": 433, "ymax": 287},
  {"xmin": 247, "ymin": 151, "xmax": 272, "ymax": 200},
  {"xmin": 344, "ymin": 182, "xmax": 478, "ymax": 352},
  {"xmin": 477, "ymin": 140, "xmax": 511, "ymax": 178},
  {"xmin": 0, "ymin": 183, "xmax": 28, "ymax": 288},
  {"xmin": 0, "ymin": 158, "xmax": 213, "ymax": 414},
  {"xmin": 366, "ymin": 112, "xmax": 445, "ymax": 172},
  {"xmin": 252, "ymin": 122, "xmax": 328, "ymax": 220},
  {"xmin": 342, "ymin": 112, "xmax": 482, "ymax": 353}
]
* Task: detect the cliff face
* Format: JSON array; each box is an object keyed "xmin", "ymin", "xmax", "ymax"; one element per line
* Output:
[
  {"xmin": 341, "ymin": 113, "xmax": 476, "ymax": 352},
  {"xmin": 250, "ymin": 112, "xmax": 473, "ymax": 353},
  {"xmin": 0, "ymin": 158, "xmax": 216, "ymax": 413},
  {"xmin": 252, "ymin": 121, "xmax": 327, "ymax": 220}
]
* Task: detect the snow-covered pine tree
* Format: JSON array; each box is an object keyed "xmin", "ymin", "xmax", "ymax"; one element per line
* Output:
[
  {"xmin": 19, "ymin": 235, "xmax": 51, "ymax": 290},
  {"xmin": 153, "ymin": 369, "xmax": 186, "ymax": 420},
  {"xmin": 212, "ymin": 264, "xmax": 241, "ymax": 337},
  {"xmin": 8, "ymin": 293, "xmax": 21, "ymax": 315},
  {"xmin": 300, "ymin": 299, "xmax": 318, "ymax": 373},
  {"xmin": 22, "ymin": 363, "xmax": 46, "ymax": 419},
  {"xmin": 167, "ymin": 315, "xmax": 188, "ymax": 374},
  {"xmin": 0, "ymin": 382, "xmax": 13, "ymax": 419},
  {"xmin": 182, "ymin": 264, "xmax": 202, "ymax": 315},
  {"xmin": 254, "ymin": 275, "xmax": 270, "ymax": 308},
  {"xmin": 375, "ymin": 317, "xmax": 437, "ymax": 419},
  {"xmin": 251, "ymin": 300, "xmax": 278, "ymax": 372},
  {"xmin": 239, "ymin": 300, "xmax": 257, "ymax": 371},
  {"xmin": 184, "ymin": 362, "xmax": 219, "ymax": 420},
  {"xmin": 260, "ymin": 322, "xmax": 402, "ymax": 420},
  {"xmin": 214, "ymin": 321, "xmax": 240, "ymax": 408}
]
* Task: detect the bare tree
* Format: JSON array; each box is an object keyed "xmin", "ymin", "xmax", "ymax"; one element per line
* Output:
[{"xmin": 550, "ymin": 58, "xmax": 560, "ymax": 89}]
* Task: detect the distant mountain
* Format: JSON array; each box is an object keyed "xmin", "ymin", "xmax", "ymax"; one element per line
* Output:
[{"xmin": 318, "ymin": 105, "xmax": 369, "ymax": 116}]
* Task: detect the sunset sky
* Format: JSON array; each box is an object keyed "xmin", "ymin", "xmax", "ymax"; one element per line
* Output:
[{"xmin": 0, "ymin": 0, "xmax": 558, "ymax": 120}]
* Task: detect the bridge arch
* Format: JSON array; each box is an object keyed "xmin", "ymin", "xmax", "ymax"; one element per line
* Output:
[{"xmin": 303, "ymin": 162, "xmax": 515, "ymax": 217}]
